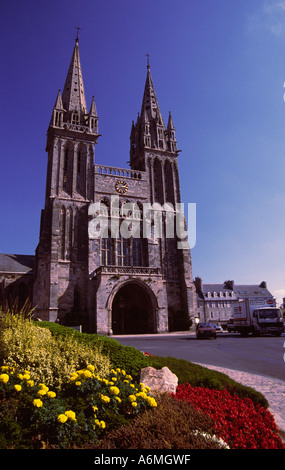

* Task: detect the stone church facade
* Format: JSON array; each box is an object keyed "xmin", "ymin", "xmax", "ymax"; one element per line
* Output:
[{"xmin": 25, "ymin": 38, "xmax": 197, "ymax": 334}]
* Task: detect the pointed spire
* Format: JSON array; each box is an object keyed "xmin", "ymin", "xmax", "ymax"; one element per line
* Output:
[
  {"xmin": 141, "ymin": 66, "xmax": 164, "ymax": 126},
  {"xmin": 167, "ymin": 111, "xmax": 175, "ymax": 130},
  {"xmin": 166, "ymin": 111, "xmax": 177, "ymax": 153},
  {"xmin": 89, "ymin": 96, "xmax": 98, "ymax": 117},
  {"xmin": 62, "ymin": 37, "xmax": 87, "ymax": 118},
  {"xmin": 50, "ymin": 89, "xmax": 64, "ymax": 127},
  {"xmin": 54, "ymin": 89, "xmax": 64, "ymax": 109}
]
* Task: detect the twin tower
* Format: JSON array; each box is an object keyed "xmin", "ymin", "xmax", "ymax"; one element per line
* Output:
[{"xmin": 33, "ymin": 38, "xmax": 197, "ymax": 334}]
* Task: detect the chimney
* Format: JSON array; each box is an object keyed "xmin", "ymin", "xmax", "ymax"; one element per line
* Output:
[
  {"xmin": 224, "ymin": 280, "xmax": 234, "ymax": 290},
  {"xmin": 194, "ymin": 277, "xmax": 203, "ymax": 294}
]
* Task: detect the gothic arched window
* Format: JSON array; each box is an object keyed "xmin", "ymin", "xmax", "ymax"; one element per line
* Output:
[
  {"xmin": 101, "ymin": 237, "xmax": 113, "ymax": 266},
  {"xmin": 132, "ymin": 238, "xmax": 143, "ymax": 267}
]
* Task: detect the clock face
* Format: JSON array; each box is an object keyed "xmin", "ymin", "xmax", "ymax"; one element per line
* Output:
[{"xmin": 115, "ymin": 180, "xmax": 128, "ymax": 194}]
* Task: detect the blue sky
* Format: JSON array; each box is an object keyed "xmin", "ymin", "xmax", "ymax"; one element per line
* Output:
[{"xmin": 1, "ymin": 0, "xmax": 285, "ymax": 304}]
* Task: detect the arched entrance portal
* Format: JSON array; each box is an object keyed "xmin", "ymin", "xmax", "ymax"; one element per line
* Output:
[{"xmin": 112, "ymin": 282, "xmax": 156, "ymax": 334}]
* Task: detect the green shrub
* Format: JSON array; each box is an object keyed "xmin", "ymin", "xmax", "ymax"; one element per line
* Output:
[
  {"xmin": 1, "ymin": 314, "xmax": 111, "ymax": 389},
  {"xmin": 91, "ymin": 394, "xmax": 227, "ymax": 449},
  {"xmin": 36, "ymin": 321, "xmax": 150, "ymax": 380}
]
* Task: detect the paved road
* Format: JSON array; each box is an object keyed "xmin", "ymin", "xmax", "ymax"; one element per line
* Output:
[{"xmin": 114, "ymin": 332, "xmax": 285, "ymax": 382}]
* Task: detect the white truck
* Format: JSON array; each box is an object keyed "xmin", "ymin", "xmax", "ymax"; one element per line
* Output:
[{"xmin": 233, "ymin": 298, "xmax": 284, "ymax": 336}]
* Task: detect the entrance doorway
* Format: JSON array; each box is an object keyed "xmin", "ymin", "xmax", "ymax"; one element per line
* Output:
[{"xmin": 112, "ymin": 282, "xmax": 155, "ymax": 334}]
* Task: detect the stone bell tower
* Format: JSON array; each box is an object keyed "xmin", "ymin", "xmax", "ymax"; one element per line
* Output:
[
  {"xmin": 129, "ymin": 63, "xmax": 197, "ymax": 329},
  {"xmin": 33, "ymin": 37, "xmax": 99, "ymax": 325}
]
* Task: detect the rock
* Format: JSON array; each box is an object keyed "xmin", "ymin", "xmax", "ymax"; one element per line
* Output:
[{"xmin": 140, "ymin": 366, "xmax": 178, "ymax": 395}]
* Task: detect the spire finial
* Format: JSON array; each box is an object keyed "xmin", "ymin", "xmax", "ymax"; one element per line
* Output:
[
  {"xmin": 75, "ymin": 26, "xmax": 81, "ymax": 42},
  {"xmin": 146, "ymin": 53, "xmax": 150, "ymax": 69}
]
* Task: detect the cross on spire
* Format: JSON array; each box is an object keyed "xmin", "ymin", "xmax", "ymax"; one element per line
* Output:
[
  {"xmin": 76, "ymin": 26, "xmax": 81, "ymax": 42},
  {"xmin": 146, "ymin": 53, "xmax": 150, "ymax": 69}
]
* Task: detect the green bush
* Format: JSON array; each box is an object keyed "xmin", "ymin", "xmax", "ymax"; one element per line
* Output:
[
  {"xmin": 37, "ymin": 321, "xmax": 150, "ymax": 380},
  {"xmin": 1, "ymin": 314, "xmax": 111, "ymax": 389}
]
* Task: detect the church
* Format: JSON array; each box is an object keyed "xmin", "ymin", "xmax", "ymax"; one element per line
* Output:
[{"xmin": 1, "ymin": 38, "xmax": 197, "ymax": 335}]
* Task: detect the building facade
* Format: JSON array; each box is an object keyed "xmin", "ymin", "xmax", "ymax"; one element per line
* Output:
[
  {"xmin": 32, "ymin": 38, "xmax": 197, "ymax": 334},
  {"xmin": 194, "ymin": 277, "xmax": 275, "ymax": 327}
]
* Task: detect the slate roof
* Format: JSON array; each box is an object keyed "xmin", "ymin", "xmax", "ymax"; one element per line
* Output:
[
  {"xmin": 234, "ymin": 284, "xmax": 272, "ymax": 299},
  {"xmin": 199, "ymin": 283, "xmax": 237, "ymax": 300},
  {"xmin": 0, "ymin": 254, "xmax": 35, "ymax": 274},
  {"xmin": 196, "ymin": 281, "xmax": 273, "ymax": 300}
]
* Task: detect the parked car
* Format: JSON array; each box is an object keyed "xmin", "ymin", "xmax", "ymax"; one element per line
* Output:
[
  {"xmin": 196, "ymin": 322, "xmax": 217, "ymax": 339},
  {"xmin": 212, "ymin": 323, "xmax": 224, "ymax": 333}
]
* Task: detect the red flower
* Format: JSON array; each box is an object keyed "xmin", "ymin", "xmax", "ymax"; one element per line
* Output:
[{"xmin": 174, "ymin": 383, "xmax": 284, "ymax": 449}]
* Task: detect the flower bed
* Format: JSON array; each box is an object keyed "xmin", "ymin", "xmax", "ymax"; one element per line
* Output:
[
  {"xmin": 0, "ymin": 365, "xmax": 157, "ymax": 449},
  {"xmin": 174, "ymin": 383, "xmax": 284, "ymax": 449}
]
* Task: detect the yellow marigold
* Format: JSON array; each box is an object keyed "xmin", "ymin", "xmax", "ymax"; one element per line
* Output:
[
  {"xmin": 39, "ymin": 383, "xmax": 49, "ymax": 392},
  {"xmin": 1, "ymin": 366, "xmax": 9, "ymax": 372},
  {"xmin": 27, "ymin": 380, "xmax": 34, "ymax": 387},
  {"xmin": 57, "ymin": 414, "xmax": 68, "ymax": 424},
  {"xmin": 18, "ymin": 373, "xmax": 24, "ymax": 380},
  {"xmin": 33, "ymin": 399, "xmax": 43, "ymax": 408},
  {"xmin": 87, "ymin": 364, "xmax": 95, "ymax": 372},
  {"xmin": 83, "ymin": 370, "xmax": 92, "ymax": 379},
  {"xmin": 47, "ymin": 391, "xmax": 56, "ymax": 398},
  {"xmin": 14, "ymin": 384, "xmax": 21, "ymax": 392},
  {"xmin": 99, "ymin": 394, "xmax": 110, "ymax": 404},
  {"xmin": 131, "ymin": 402, "xmax": 137, "ymax": 407},
  {"xmin": 94, "ymin": 419, "xmax": 106, "ymax": 429},
  {"xmin": 38, "ymin": 389, "xmax": 47, "ymax": 396},
  {"xmin": 22, "ymin": 373, "xmax": 30, "ymax": 380},
  {"xmin": 109, "ymin": 386, "xmax": 120, "ymax": 396},
  {"xmin": 146, "ymin": 396, "xmax": 157, "ymax": 407},
  {"xmin": 115, "ymin": 396, "xmax": 121, "ymax": 403},
  {"xmin": 75, "ymin": 381, "xmax": 81, "ymax": 386},
  {"xmin": 70, "ymin": 373, "xmax": 78, "ymax": 381},
  {"xmin": 64, "ymin": 410, "xmax": 76, "ymax": 421},
  {"xmin": 0, "ymin": 374, "xmax": 9, "ymax": 384},
  {"xmin": 128, "ymin": 394, "xmax": 136, "ymax": 403},
  {"xmin": 136, "ymin": 391, "xmax": 147, "ymax": 399}
]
